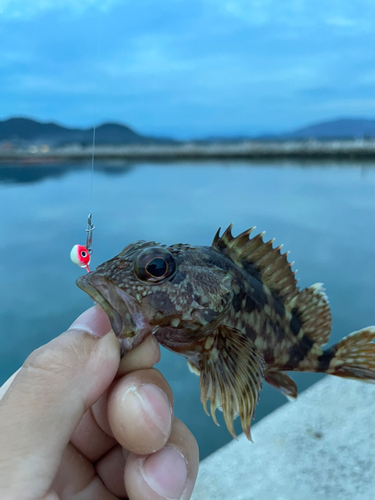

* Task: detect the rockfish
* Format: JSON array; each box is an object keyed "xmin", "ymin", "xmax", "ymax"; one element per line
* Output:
[{"xmin": 76, "ymin": 225, "xmax": 375, "ymax": 439}]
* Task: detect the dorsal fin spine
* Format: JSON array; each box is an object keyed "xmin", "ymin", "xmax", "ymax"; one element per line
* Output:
[
  {"xmin": 262, "ymin": 254, "xmax": 288, "ymax": 278},
  {"xmin": 211, "ymin": 225, "xmax": 333, "ymax": 345},
  {"xmin": 281, "ymin": 283, "xmax": 295, "ymax": 296},
  {"xmin": 245, "ymin": 239, "xmax": 272, "ymax": 262},
  {"xmin": 256, "ymin": 246, "xmax": 280, "ymax": 268},
  {"xmin": 240, "ymin": 231, "xmax": 265, "ymax": 256},
  {"xmin": 222, "ymin": 223, "xmax": 234, "ymax": 241},
  {"xmin": 212, "ymin": 227, "xmax": 221, "ymax": 246},
  {"xmin": 235, "ymin": 227, "xmax": 256, "ymax": 247},
  {"xmin": 212, "ymin": 225, "xmax": 298, "ymax": 302}
]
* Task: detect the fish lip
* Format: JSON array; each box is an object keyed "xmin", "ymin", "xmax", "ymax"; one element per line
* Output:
[
  {"xmin": 76, "ymin": 274, "xmax": 124, "ymax": 336},
  {"xmin": 76, "ymin": 273, "xmax": 152, "ymax": 352}
]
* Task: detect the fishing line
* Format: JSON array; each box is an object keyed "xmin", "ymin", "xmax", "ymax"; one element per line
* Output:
[
  {"xmin": 89, "ymin": 13, "xmax": 102, "ymax": 214},
  {"xmin": 70, "ymin": 12, "xmax": 103, "ymax": 273}
]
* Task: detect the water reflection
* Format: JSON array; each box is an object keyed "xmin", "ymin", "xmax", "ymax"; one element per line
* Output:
[
  {"xmin": 0, "ymin": 162, "xmax": 134, "ymax": 184},
  {"xmin": 1, "ymin": 160, "xmax": 375, "ymax": 459}
]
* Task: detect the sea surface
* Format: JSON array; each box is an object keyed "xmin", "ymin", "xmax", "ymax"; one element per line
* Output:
[{"xmin": 1, "ymin": 159, "xmax": 375, "ymax": 459}]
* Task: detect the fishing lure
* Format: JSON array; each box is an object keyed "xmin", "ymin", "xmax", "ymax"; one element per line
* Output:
[{"xmin": 70, "ymin": 213, "xmax": 95, "ymax": 272}]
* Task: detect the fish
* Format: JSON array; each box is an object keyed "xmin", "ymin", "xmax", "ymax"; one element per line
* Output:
[{"xmin": 76, "ymin": 225, "xmax": 375, "ymax": 439}]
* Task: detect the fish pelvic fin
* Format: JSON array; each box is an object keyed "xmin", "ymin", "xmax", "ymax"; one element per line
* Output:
[
  {"xmin": 321, "ymin": 327, "xmax": 375, "ymax": 382},
  {"xmin": 199, "ymin": 325, "xmax": 265, "ymax": 441},
  {"xmin": 265, "ymin": 370, "xmax": 298, "ymax": 401}
]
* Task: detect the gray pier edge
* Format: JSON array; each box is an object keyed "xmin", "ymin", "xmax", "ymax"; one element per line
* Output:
[{"xmin": 192, "ymin": 377, "xmax": 375, "ymax": 500}]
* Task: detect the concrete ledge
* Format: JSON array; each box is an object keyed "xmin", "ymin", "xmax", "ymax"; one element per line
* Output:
[{"xmin": 192, "ymin": 377, "xmax": 375, "ymax": 500}]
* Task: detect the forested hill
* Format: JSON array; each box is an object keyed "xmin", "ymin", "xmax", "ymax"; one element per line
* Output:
[
  {"xmin": 0, "ymin": 117, "xmax": 173, "ymax": 146},
  {"xmin": 286, "ymin": 118, "xmax": 375, "ymax": 139},
  {"xmin": 2, "ymin": 116, "xmax": 375, "ymax": 146}
]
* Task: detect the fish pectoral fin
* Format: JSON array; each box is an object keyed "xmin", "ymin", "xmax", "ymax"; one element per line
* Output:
[
  {"xmin": 199, "ymin": 325, "xmax": 265, "ymax": 440},
  {"xmin": 187, "ymin": 361, "xmax": 200, "ymax": 376},
  {"xmin": 265, "ymin": 370, "xmax": 298, "ymax": 401}
]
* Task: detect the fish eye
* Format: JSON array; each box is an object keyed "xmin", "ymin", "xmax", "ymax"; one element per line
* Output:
[
  {"xmin": 146, "ymin": 257, "xmax": 167, "ymax": 277},
  {"xmin": 81, "ymin": 251, "xmax": 87, "ymax": 258},
  {"xmin": 134, "ymin": 247, "xmax": 176, "ymax": 283}
]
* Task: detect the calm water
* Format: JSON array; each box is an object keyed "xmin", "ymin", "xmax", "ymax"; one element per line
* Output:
[{"xmin": 1, "ymin": 160, "xmax": 375, "ymax": 459}]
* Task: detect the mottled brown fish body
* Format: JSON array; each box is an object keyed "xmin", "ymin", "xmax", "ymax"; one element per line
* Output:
[{"xmin": 76, "ymin": 226, "xmax": 375, "ymax": 439}]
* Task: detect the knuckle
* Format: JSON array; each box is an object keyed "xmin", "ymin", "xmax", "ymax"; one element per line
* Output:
[
  {"xmin": 23, "ymin": 335, "xmax": 84, "ymax": 381},
  {"xmin": 24, "ymin": 344, "xmax": 65, "ymax": 376}
]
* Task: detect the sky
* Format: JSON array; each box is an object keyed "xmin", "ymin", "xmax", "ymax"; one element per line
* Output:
[{"xmin": 1, "ymin": 0, "xmax": 375, "ymax": 138}]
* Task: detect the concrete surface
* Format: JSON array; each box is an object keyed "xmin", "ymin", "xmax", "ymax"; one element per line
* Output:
[{"xmin": 192, "ymin": 376, "xmax": 375, "ymax": 500}]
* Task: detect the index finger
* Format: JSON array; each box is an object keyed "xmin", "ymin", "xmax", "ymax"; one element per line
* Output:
[
  {"xmin": 0, "ymin": 307, "xmax": 119, "ymax": 500},
  {"xmin": 0, "ymin": 369, "xmax": 21, "ymax": 401}
]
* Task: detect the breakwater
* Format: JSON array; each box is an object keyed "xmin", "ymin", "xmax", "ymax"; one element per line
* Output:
[{"xmin": 2, "ymin": 139, "xmax": 375, "ymax": 163}]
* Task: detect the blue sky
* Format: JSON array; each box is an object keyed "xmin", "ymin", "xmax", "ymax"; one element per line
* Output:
[{"xmin": 1, "ymin": 0, "xmax": 375, "ymax": 138}]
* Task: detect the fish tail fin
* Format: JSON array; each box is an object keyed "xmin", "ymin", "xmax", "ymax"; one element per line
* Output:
[{"xmin": 321, "ymin": 327, "xmax": 375, "ymax": 382}]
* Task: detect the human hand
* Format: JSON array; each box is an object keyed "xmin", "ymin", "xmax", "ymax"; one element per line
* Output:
[{"xmin": 0, "ymin": 306, "xmax": 199, "ymax": 500}]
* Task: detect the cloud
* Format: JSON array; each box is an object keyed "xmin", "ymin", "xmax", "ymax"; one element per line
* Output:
[
  {"xmin": 102, "ymin": 35, "xmax": 194, "ymax": 79},
  {"xmin": 1, "ymin": 0, "xmax": 375, "ymax": 136},
  {"xmin": 206, "ymin": 0, "xmax": 375, "ymax": 31},
  {"xmin": 326, "ymin": 17, "xmax": 357, "ymax": 27},
  {"xmin": 0, "ymin": 0, "xmax": 122, "ymax": 19}
]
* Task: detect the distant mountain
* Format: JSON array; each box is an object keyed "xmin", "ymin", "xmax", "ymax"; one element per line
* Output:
[
  {"xmin": 0, "ymin": 117, "xmax": 173, "ymax": 146},
  {"xmin": 2, "ymin": 116, "xmax": 375, "ymax": 147},
  {"xmin": 286, "ymin": 118, "xmax": 375, "ymax": 139},
  {"xmin": 198, "ymin": 118, "xmax": 375, "ymax": 142}
]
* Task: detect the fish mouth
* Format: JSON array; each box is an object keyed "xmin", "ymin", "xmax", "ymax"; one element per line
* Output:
[{"xmin": 76, "ymin": 273, "xmax": 152, "ymax": 352}]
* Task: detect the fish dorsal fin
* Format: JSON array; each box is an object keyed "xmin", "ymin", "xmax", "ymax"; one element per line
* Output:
[
  {"xmin": 288, "ymin": 283, "xmax": 332, "ymax": 346},
  {"xmin": 199, "ymin": 324, "xmax": 265, "ymax": 440},
  {"xmin": 212, "ymin": 225, "xmax": 332, "ymax": 346},
  {"xmin": 212, "ymin": 224, "xmax": 299, "ymax": 303}
]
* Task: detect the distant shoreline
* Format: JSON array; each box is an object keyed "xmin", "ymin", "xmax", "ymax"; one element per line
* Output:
[{"xmin": 2, "ymin": 139, "xmax": 375, "ymax": 163}]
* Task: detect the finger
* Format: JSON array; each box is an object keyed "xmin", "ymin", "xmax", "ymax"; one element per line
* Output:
[
  {"xmin": 125, "ymin": 419, "xmax": 199, "ymax": 500},
  {"xmin": 117, "ymin": 334, "xmax": 161, "ymax": 377},
  {"xmin": 90, "ymin": 335, "xmax": 162, "ymax": 439},
  {"xmin": 0, "ymin": 306, "xmax": 120, "ymax": 500},
  {"xmin": 39, "ymin": 491, "xmax": 60, "ymax": 500},
  {"xmin": 70, "ymin": 407, "xmax": 117, "ymax": 462},
  {"xmin": 52, "ymin": 442, "xmax": 118, "ymax": 500},
  {"xmin": 0, "ymin": 368, "xmax": 21, "ymax": 401},
  {"xmin": 96, "ymin": 444, "xmax": 128, "ymax": 498},
  {"xmin": 107, "ymin": 368, "xmax": 174, "ymax": 455},
  {"xmin": 1, "ymin": 332, "xmax": 160, "ymax": 463}
]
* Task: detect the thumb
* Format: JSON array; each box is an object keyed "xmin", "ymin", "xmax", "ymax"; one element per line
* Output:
[{"xmin": 0, "ymin": 306, "xmax": 120, "ymax": 499}]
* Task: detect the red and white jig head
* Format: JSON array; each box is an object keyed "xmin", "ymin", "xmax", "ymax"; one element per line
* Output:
[{"xmin": 70, "ymin": 214, "xmax": 95, "ymax": 273}]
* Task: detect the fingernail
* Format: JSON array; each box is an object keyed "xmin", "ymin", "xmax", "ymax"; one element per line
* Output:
[
  {"xmin": 141, "ymin": 446, "xmax": 188, "ymax": 499},
  {"xmin": 69, "ymin": 306, "xmax": 112, "ymax": 337},
  {"xmin": 135, "ymin": 384, "xmax": 172, "ymax": 437}
]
